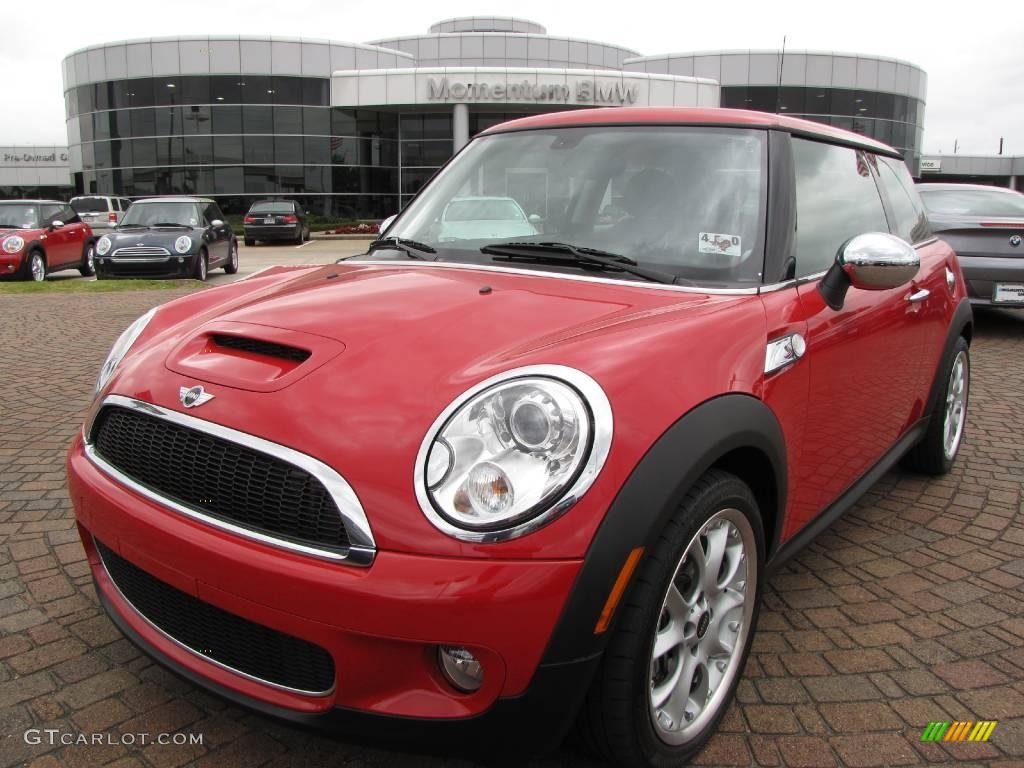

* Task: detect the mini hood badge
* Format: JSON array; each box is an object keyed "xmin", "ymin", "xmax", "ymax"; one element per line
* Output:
[{"xmin": 179, "ymin": 385, "xmax": 215, "ymax": 408}]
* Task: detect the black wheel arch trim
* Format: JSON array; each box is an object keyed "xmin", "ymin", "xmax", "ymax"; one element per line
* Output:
[
  {"xmin": 539, "ymin": 393, "xmax": 787, "ymax": 666},
  {"xmin": 925, "ymin": 298, "xmax": 973, "ymax": 419}
]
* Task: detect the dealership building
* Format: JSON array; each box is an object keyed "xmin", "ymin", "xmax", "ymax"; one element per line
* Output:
[{"xmin": 52, "ymin": 17, "xmax": 1012, "ymax": 215}]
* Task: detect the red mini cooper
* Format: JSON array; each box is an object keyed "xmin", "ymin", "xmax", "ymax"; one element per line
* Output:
[
  {"xmin": 0, "ymin": 199, "xmax": 95, "ymax": 281},
  {"xmin": 67, "ymin": 108, "xmax": 972, "ymax": 766}
]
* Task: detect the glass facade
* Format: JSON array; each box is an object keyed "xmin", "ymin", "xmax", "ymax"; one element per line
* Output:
[
  {"xmin": 720, "ymin": 86, "xmax": 924, "ymax": 164},
  {"xmin": 69, "ymin": 75, "xmax": 400, "ymax": 217}
]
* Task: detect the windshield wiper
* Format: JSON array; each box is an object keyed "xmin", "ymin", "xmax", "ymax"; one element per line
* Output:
[
  {"xmin": 365, "ymin": 236, "xmax": 437, "ymax": 261},
  {"xmin": 150, "ymin": 222, "xmax": 190, "ymax": 228},
  {"xmin": 118, "ymin": 223, "xmax": 148, "ymax": 229},
  {"xmin": 480, "ymin": 241, "xmax": 676, "ymax": 284}
]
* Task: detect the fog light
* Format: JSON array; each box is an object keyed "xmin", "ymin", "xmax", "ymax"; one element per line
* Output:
[
  {"xmin": 438, "ymin": 646, "xmax": 483, "ymax": 692},
  {"xmin": 177, "ymin": 256, "xmax": 184, "ymax": 263}
]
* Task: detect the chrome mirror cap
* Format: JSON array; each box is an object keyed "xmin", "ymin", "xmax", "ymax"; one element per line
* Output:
[{"xmin": 840, "ymin": 232, "xmax": 919, "ymax": 291}]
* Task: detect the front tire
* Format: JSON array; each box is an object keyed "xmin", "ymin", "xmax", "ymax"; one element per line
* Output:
[
  {"xmin": 224, "ymin": 240, "xmax": 239, "ymax": 274},
  {"xmin": 901, "ymin": 336, "xmax": 970, "ymax": 475},
  {"xmin": 577, "ymin": 470, "xmax": 763, "ymax": 768},
  {"xmin": 193, "ymin": 249, "xmax": 208, "ymax": 282},
  {"xmin": 23, "ymin": 250, "xmax": 46, "ymax": 282},
  {"xmin": 79, "ymin": 241, "xmax": 96, "ymax": 277}
]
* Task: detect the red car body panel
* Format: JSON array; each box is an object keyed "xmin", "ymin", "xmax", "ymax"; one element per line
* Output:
[
  {"xmin": 0, "ymin": 200, "xmax": 92, "ymax": 278},
  {"xmin": 66, "ymin": 109, "xmax": 971, "ymax": 742}
]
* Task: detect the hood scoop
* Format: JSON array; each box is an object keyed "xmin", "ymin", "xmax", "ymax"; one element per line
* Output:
[
  {"xmin": 164, "ymin": 321, "xmax": 344, "ymax": 393},
  {"xmin": 209, "ymin": 334, "xmax": 312, "ymax": 363}
]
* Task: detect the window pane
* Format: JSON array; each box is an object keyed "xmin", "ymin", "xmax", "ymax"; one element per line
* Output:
[
  {"xmin": 332, "ymin": 109, "xmax": 357, "ymax": 136},
  {"xmin": 81, "ymin": 142, "xmax": 95, "ymax": 170},
  {"xmin": 271, "ymin": 76, "xmax": 303, "ymax": 105},
  {"xmin": 182, "ymin": 105, "xmax": 212, "ymax": 134},
  {"xmin": 113, "ymin": 109, "xmax": 132, "ymax": 139},
  {"xmin": 183, "ymin": 168, "xmax": 214, "ymax": 196},
  {"xmin": 155, "ymin": 136, "xmax": 184, "ymax": 166},
  {"xmin": 792, "ymin": 139, "xmax": 888, "ymax": 277},
  {"xmin": 154, "ymin": 107, "xmax": 183, "ymax": 136},
  {"xmin": 243, "ymin": 105, "xmax": 273, "ymax": 133},
  {"xmin": 79, "ymin": 116, "xmax": 94, "ymax": 143},
  {"xmin": 210, "ymin": 76, "xmax": 242, "ymax": 104},
  {"xmin": 830, "ymin": 88, "xmax": 856, "ymax": 116},
  {"xmin": 273, "ymin": 107, "xmax": 303, "ymax": 134},
  {"xmin": 183, "ymin": 136, "xmax": 214, "ymax": 164},
  {"xmin": 276, "ymin": 165, "xmax": 305, "ymax": 193},
  {"xmin": 130, "ymin": 138, "xmax": 156, "ymax": 166},
  {"xmin": 131, "ymin": 108, "xmax": 156, "ymax": 137},
  {"xmin": 180, "ymin": 76, "xmax": 210, "ymax": 105},
  {"xmin": 777, "ymin": 87, "xmax": 805, "ymax": 115},
  {"xmin": 78, "ymin": 84, "xmax": 95, "ymax": 113},
  {"xmin": 304, "ymin": 107, "xmax": 330, "ymax": 135},
  {"xmin": 213, "ymin": 135, "xmax": 243, "ymax": 164},
  {"xmin": 154, "ymin": 77, "xmax": 182, "ymax": 106},
  {"xmin": 214, "ymin": 166, "xmax": 243, "ymax": 193},
  {"xmin": 402, "ymin": 140, "xmax": 452, "ymax": 166},
  {"xmin": 303, "ymin": 136, "xmax": 330, "ymax": 164},
  {"xmin": 93, "ymin": 141, "xmax": 111, "ymax": 169},
  {"xmin": 110, "ymin": 139, "xmax": 131, "ymax": 168},
  {"xmin": 244, "ymin": 135, "xmax": 274, "ymax": 164},
  {"xmin": 274, "ymin": 136, "xmax": 303, "ymax": 164},
  {"xmin": 240, "ymin": 75, "xmax": 273, "ymax": 104},
  {"xmin": 244, "ymin": 165, "xmax": 276, "ymax": 193},
  {"xmin": 302, "ymin": 78, "xmax": 329, "ymax": 106},
  {"xmin": 93, "ymin": 112, "xmax": 111, "ymax": 141},
  {"xmin": 877, "ymin": 157, "xmax": 930, "ymax": 243},
  {"xmin": 132, "ymin": 168, "xmax": 156, "ymax": 195},
  {"xmin": 211, "ymin": 105, "xmax": 242, "ymax": 134},
  {"xmin": 94, "ymin": 83, "xmax": 110, "ymax": 111},
  {"xmin": 303, "ymin": 166, "xmax": 329, "ymax": 193}
]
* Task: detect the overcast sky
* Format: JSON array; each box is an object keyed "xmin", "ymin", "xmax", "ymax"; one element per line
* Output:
[{"xmin": 4, "ymin": 0, "xmax": 1022, "ymax": 156}]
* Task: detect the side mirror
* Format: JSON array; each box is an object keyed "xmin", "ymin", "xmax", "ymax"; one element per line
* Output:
[
  {"xmin": 50, "ymin": 220, "xmax": 65, "ymax": 230},
  {"xmin": 528, "ymin": 214, "xmax": 543, "ymax": 225},
  {"xmin": 379, "ymin": 214, "xmax": 397, "ymax": 234},
  {"xmin": 211, "ymin": 219, "xmax": 224, "ymax": 227},
  {"xmin": 819, "ymin": 233, "xmax": 919, "ymax": 310}
]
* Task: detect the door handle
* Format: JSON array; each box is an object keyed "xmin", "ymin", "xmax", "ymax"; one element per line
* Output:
[{"xmin": 907, "ymin": 288, "xmax": 930, "ymax": 303}]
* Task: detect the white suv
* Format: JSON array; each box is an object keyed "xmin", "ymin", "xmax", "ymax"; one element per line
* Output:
[{"xmin": 70, "ymin": 196, "xmax": 132, "ymax": 232}]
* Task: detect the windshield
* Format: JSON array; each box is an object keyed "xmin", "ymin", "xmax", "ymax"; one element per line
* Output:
[
  {"xmin": 379, "ymin": 126, "xmax": 767, "ymax": 286},
  {"xmin": 71, "ymin": 197, "xmax": 109, "ymax": 213},
  {"xmin": 0, "ymin": 204, "xmax": 40, "ymax": 229},
  {"xmin": 250, "ymin": 202, "xmax": 295, "ymax": 214},
  {"xmin": 120, "ymin": 202, "xmax": 199, "ymax": 227},
  {"xmin": 920, "ymin": 189, "xmax": 1024, "ymax": 217}
]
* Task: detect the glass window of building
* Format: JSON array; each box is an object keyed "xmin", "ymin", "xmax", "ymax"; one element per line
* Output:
[{"xmin": 244, "ymin": 135, "xmax": 274, "ymax": 164}]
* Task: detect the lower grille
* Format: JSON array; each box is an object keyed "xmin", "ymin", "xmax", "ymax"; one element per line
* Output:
[
  {"xmin": 96, "ymin": 538, "xmax": 336, "ymax": 694},
  {"xmin": 90, "ymin": 406, "xmax": 350, "ymax": 555}
]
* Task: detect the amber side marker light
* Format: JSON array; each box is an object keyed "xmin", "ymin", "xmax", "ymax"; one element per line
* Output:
[{"xmin": 594, "ymin": 547, "xmax": 645, "ymax": 634}]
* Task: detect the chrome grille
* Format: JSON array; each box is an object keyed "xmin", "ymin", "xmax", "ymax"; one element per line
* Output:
[{"xmin": 111, "ymin": 246, "xmax": 171, "ymax": 259}]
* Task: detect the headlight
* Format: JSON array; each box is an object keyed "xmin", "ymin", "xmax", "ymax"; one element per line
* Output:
[
  {"xmin": 2, "ymin": 235, "xmax": 24, "ymax": 254},
  {"xmin": 174, "ymin": 235, "xmax": 192, "ymax": 254},
  {"xmin": 95, "ymin": 236, "xmax": 111, "ymax": 255},
  {"xmin": 94, "ymin": 308, "xmax": 158, "ymax": 397},
  {"xmin": 415, "ymin": 365, "xmax": 613, "ymax": 542}
]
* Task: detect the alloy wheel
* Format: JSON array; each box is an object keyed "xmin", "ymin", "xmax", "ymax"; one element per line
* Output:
[
  {"xmin": 30, "ymin": 253, "xmax": 45, "ymax": 282},
  {"xmin": 943, "ymin": 350, "xmax": 969, "ymax": 460},
  {"xmin": 648, "ymin": 508, "xmax": 756, "ymax": 745}
]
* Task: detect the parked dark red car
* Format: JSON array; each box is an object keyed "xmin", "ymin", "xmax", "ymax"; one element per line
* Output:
[
  {"xmin": 67, "ymin": 108, "xmax": 972, "ymax": 766},
  {"xmin": 0, "ymin": 199, "xmax": 95, "ymax": 280}
]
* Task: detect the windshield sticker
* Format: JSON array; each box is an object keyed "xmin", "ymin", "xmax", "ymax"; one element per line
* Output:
[
  {"xmin": 189, "ymin": 218, "xmax": 198, "ymax": 226},
  {"xmin": 699, "ymin": 232, "xmax": 741, "ymax": 258}
]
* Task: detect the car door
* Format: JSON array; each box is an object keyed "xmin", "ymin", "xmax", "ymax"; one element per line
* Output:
[
  {"xmin": 40, "ymin": 203, "xmax": 75, "ymax": 267},
  {"xmin": 202, "ymin": 202, "xmax": 229, "ymax": 266},
  {"xmin": 875, "ymin": 156, "xmax": 954, "ymax": 394},
  {"xmin": 781, "ymin": 139, "xmax": 931, "ymax": 540},
  {"xmin": 59, "ymin": 205, "xmax": 88, "ymax": 267}
]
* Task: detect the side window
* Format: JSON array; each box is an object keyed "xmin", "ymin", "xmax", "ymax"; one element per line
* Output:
[
  {"xmin": 62, "ymin": 206, "xmax": 81, "ymax": 224},
  {"xmin": 204, "ymin": 203, "xmax": 224, "ymax": 224},
  {"xmin": 41, "ymin": 204, "xmax": 63, "ymax": 224},
  {"xmin": 877, "ymin": 157, "xmax": 931, "ymax": 244},
  {"xmin": 792, "ymin": 139, "xmax": 889, "ymax": 277}
]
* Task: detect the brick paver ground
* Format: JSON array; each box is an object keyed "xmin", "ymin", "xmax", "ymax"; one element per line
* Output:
[{"xmin": 1, "ymin": 290, "xmax": 1023, "ymax": 768}]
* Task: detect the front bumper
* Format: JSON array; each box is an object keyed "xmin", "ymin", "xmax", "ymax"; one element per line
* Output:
[
  {"xmin": 0, "ymin": 252, "xmax": 24, "ymax": 277},
  {"xmin": 95, "ymin": 253, "xmax": 196, "ymax": 279},
  {"xmin": 66, "ymin": 432, "xmax": 587, "ymax": 745},
  {"xmin": 958, "ymin": 254, "xmax": 1024, "ymax": 306},
  {"xmin": 245, "ymin": 225, "xmax": 302, "ymax": 241}
]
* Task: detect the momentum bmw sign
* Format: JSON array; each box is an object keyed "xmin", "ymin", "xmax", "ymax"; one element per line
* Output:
[{"xmin": 426, "ymin": 77, "xmax": 638, "ymax": 104}]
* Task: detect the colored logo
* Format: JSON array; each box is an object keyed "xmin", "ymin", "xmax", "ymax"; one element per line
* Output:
[{"xmin": 920, "ymin": 721, "xmax": 997, "ymax": 742}]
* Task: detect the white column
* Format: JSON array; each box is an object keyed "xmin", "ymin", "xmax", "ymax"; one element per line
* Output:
[{"xmin": 453, "ymin": 103, "xmax": 469, "ymax": 154}]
